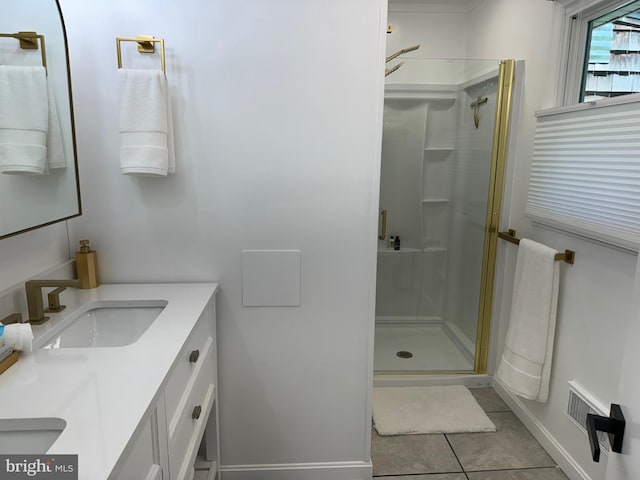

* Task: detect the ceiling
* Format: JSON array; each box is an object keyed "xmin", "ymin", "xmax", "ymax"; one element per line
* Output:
[
  {"xmin": 387, "ymin": 0, "xmax": 482, "ymax": 12},
  {"xmin": 388, "ymin": 0, "xmax": 475, "ymax": 3}
]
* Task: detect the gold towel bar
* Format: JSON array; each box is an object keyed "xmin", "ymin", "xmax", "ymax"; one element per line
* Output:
[
  {"xmin": 116, "ymin": 35, "xmax": 165, "ymax": 73},
  {"xmin": 0, "ymin": 32, "xmax": 47, "ymax": 72},
  {"xmin": 498, "ymin": 229, "xmax": 575, "ymax": 264}
]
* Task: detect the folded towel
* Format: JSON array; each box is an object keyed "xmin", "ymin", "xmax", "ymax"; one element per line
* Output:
[
  {"xmin": 0, "ymin": 66, "xmax": 48, "ymax": 174},
  {"xmin": 119, "ymin": 69, "xmax": 175, "ymax": 176},
  {"xmin": 496, "ymin": 238, "xmax": 559, "ymax": 402}
]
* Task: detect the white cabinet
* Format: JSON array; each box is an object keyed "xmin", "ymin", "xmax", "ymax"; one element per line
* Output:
[
  {"xmin": 112, "ymin": 295, "xmax": 219, "ymax": 480},
  {"xmin": 111, "ymin": 412, "xmax": 164, "ymax": 480},
  {"xmin": 167, "ymin": 329, "xmax": 216, "ymax": 479}
]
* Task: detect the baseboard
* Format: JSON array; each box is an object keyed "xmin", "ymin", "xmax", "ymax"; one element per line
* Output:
[
  {"xmin": 219, "ymin": 461, "xmax": 372, "ymax": 480},
  {"xmin": 375, "ymin": 315, "xmax": 442, "ymax": 324},
  {"xmin": 492, "ymin": 377, "xmax": 592, "ymax": 480},
  {"xmin": 374, "ymin": 373, "xmax": 491, "ymax": 388}
]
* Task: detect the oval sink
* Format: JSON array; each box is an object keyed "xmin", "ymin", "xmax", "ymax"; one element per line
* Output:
[
  {"xmin": 40, "ymin": 300, "xmax": 167, "ymax": 349},
  {"xmin": 0, "ymin": 418, "xmax": 66, "ymax": 454}
]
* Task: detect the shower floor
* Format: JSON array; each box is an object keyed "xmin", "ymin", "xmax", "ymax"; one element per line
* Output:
[{"xmin": 374, "ymin": 324, "xmax": 474, "ymax": 372}]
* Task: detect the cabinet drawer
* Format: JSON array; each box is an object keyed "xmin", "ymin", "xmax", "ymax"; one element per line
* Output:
[
  {"xmin": 167, "ymin": 335, "xmax": 214, "ymax": 438},
  {"xmin": 169, "ymin": 344, "xmax": 215, "ymax": 480},
  {"xmin": 165, "ymin": 314, "xmax": 212, "ymax": 422}
]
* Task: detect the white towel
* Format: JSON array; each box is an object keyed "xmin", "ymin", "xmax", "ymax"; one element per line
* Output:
[
  {"xmin": 496, "ymin": 238, "xmax": 559, "ymax": 402},
  {"xmin": 1, "ymin": 323, "xmax": 34, "ymax": 353},
  {"xmin": 46, "ymin": 78, "xmax": 66, "ymax": 170},
  {"xmin": 0, "ymin": 66, "xmax": 48, "ymax": 174},
  {"xmin": 119, "ymin": 69, "xmax": 175, "ymax": 176}
]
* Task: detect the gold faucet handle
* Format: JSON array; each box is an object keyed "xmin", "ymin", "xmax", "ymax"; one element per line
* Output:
[
  {"xmin": 1, "ymin": 313, "xmax": 23, "ymax": 325},
  {"xmin": 44, "ymin": 287, "xmax": 67, "ymax": 313}
]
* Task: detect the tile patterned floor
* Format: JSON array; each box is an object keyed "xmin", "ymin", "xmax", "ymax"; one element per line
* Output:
[{"xmin": 371, "ymin": 388, "xmax": 569, "ymax": 480}]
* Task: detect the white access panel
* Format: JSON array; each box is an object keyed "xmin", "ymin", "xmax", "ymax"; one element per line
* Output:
[{"xmin": 241, "ymin": 250, "xmax": 301, "ymax": 307}]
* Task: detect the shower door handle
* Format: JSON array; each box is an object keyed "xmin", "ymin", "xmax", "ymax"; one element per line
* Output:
[{"xmin": 379, "ymin": 209, "xmax": 387, "ymax": 240}]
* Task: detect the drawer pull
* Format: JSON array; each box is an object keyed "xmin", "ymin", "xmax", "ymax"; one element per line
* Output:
[
  {"xmin": 189, "ymin": 350, "xmax": 200, "ymax": 363},
  {"xmin": 192, "ymin": 405, "xmax": 202, "ymax": 420}
]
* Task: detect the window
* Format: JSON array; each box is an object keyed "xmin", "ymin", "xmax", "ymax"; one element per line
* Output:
[
  {"xmin": 581, "ymin": 0, "xmax": 640, "ymax": 102},
  {"xmin": 561, "ymin": 0, "xmax": 640, "ymax": 104}
]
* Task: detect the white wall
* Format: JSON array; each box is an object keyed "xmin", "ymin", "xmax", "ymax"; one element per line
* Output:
[
  {"xmin": 387, "ymin": 3, "xmax": 469, "ymax": 59},
  {"xmin": 58, "ymin": 0, "xmax": 386, "ymax": 477},
  {"xmin": 0, "ymin": 224, "xmax": 70, "ymax": 294},
  {"xmin": 385, "ymin": 4, "xmax": 469, "ymax": 83},
  {"xmin": 467, "ymin": 1, "xmax": 637, "ymax": 479}
]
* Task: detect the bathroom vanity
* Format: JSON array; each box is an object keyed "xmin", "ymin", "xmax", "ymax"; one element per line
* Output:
[{"xmin": 0, "ymin": 283, "xmax": 219, "ymax": 480}]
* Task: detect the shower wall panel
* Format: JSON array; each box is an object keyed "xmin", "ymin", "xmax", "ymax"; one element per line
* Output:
[
  {"xmin": 376, "ymin": 94, "xmax": 456, "ymax": 323},
  {"xmin": 379, "ymin": 101, "xmax": 427, "ymax": 252},
  {"xmin": 376, "ymin": 100, "xmax": 427, "ymax": 321}
]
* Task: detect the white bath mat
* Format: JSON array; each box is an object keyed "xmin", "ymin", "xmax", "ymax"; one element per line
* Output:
[{"xmin": 372, "ymin": 385, "xmax": 496, "ymax": 435}]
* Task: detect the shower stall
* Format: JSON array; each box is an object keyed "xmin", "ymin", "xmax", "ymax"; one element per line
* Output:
[{"xmin": 374, "ymin": 58, "xmax": 515, "ymax": 374}]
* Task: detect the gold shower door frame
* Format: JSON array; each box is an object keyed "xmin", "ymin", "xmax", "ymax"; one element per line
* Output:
[{"xmin": 474, "ymin": 59, "xmax": 516, "ymax": 374}]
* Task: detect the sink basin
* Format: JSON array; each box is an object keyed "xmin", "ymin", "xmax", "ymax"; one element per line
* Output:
[
  {"xmin": 0, "ymin": 418, "xmax": 66, "ymax": 453},
  {"xmin": 41, "ymin": 300, "xmax": 167, "ymax": 349}
]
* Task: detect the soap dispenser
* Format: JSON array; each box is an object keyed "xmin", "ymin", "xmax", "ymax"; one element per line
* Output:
[{"xmin": 76, "ymin": 240, "xmax": 99, "ymax": 289}]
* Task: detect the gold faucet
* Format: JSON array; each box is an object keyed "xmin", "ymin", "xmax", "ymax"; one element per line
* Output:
[
  {"xmin": 25, "ymin": 279, "xmax": 81, "ymax": 324},
  {"xmin": 24, "ymin": 239, "xmax": 101, "ymax": 324}
]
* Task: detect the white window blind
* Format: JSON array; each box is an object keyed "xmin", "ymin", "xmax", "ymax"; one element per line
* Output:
[{"xmin": 526, "ymin": 96, "xmax": 640, "ymax": 251}]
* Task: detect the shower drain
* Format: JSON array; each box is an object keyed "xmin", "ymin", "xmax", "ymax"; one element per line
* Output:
[{"xmin": 396, "ymin": 350, "xmax": 413, "ymax": 359}]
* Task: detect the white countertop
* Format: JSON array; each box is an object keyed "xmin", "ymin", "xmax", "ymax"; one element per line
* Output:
[{"xmin": 0, "ymin": 283, "xmax": 218, "ymax": 480}]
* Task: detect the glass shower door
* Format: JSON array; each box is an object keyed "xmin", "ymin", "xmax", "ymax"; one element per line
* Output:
[{"xmin": 374, "ymin": 59, "xmax": 514, "ymax": 374}]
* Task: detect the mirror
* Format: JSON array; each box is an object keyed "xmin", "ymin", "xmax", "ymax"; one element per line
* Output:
[{"xmin": 0, "ymin": 0, "xmax": 81, "ymax": 239}]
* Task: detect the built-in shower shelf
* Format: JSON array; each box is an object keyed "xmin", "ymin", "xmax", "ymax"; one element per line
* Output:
[
  {"xmin": 377, "ymin": 248, "xmax": 422, "ymax": 255},
  {"xmin": 424, "ymin": 147, "xmax": 454, "ymax": 153},
  {"xmin": 384, "ymin": 83, "xmax": 457, "ymax": 101},
  {"xmin": 422, "ymin": 198, "xmax": 449, "ymax": 204},
  {"xmin": 377, "ymin": 247, "xmax": 446, "ymax": 254},
  {"xmin": 423, "ymin": 247, "xmax": 447, "ymax": 253}
]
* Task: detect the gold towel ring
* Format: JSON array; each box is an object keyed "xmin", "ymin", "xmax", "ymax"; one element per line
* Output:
[{"xmin": 116, "ymin": 35, "xmax": 165, "ymax": 74}]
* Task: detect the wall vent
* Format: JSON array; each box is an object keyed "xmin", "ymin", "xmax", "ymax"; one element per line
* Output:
[{"xmin": 567, "ymin": 381, "xmax": 610, "ymax": 454}]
